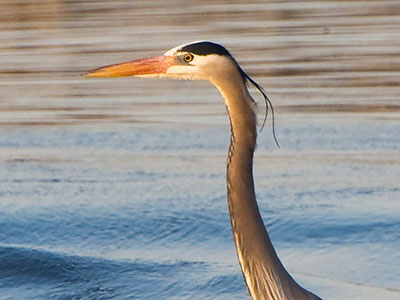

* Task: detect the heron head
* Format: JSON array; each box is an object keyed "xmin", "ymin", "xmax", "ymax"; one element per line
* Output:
[
  {"xmin": 84, "ymin": 41, "xmax": 241, "ymax": 82},
  {"xmin": 84, "ymin": 41, "xmax": 279, "ymax": 146}
]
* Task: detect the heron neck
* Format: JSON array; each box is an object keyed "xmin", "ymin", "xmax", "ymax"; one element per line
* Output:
[{"xmin": 216, "ymin": 79, "xmax": 318, "ymax": 300}]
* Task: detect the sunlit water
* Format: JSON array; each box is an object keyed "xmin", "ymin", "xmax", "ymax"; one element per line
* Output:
[{"xmin": 1, "ymin": 1, "xmax": 400, "ymax": 300}]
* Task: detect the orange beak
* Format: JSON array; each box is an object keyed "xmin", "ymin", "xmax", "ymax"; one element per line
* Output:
[{"xmin": 83, "ymin": 55, "xmax": 176, "ymax": 78}]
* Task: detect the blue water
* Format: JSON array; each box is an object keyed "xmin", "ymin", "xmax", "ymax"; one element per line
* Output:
[
  {"xmin": 1, "ymin": 116, "xmax": 400, "ymax": 300},
  {"xmin": 1, "ymin": 0, "xmax": 400, "ymax": 298}
]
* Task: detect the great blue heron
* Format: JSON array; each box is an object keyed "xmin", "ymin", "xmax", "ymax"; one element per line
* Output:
[{"xmin": 84, "ymin": 41, "xmax": 322, "ymax": 300}]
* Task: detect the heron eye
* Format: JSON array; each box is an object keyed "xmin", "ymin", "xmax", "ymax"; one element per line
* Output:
[{"xmin": 183, "ymin": 54, "xmax": 194, "ymax": 62}]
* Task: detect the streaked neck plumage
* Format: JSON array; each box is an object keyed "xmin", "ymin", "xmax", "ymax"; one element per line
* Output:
[{"xmin": 211, "ymin": 65, "xmax": 321, "ymax": 300}]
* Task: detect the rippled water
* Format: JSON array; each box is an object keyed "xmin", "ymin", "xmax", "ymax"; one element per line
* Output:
[{"xmin": 1, "ymin": 1, "xmax": 400, "ymax": 299}]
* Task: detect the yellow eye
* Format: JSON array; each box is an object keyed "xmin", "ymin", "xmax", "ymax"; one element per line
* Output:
[{"xmin": 183, "ymin": 53, "xmax": 194, "ymax": 62}]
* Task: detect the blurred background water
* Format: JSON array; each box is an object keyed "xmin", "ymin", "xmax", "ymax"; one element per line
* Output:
[{"xmin": 0, "ymin": 1, "xmax": 399, "ymax": 299}]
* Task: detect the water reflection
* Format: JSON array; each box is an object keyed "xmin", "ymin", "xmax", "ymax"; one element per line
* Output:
[{"xmin": 1, "ymin": 0, "xmax": 399, "ymax": 126}]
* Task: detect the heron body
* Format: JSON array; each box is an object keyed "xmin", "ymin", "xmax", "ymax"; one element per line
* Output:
[{"xmin": 85, "ymin": 41, "xmax": 322, "ymax": 300}]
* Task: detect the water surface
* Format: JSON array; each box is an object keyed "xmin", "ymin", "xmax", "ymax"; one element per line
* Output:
[{"xmin": 0, "ymin": 1, "xmax": 399, "ymax": 299}]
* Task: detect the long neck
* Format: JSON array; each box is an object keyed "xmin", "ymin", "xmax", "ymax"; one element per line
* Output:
[{"xmin": 214, "ymin": 75, "xmax": 320, "ymax": 300}]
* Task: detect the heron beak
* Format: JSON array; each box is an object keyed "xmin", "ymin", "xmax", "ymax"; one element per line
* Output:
[{"xmin": 83, "ymin": 55, "xmax": 176, "ymax": 78}]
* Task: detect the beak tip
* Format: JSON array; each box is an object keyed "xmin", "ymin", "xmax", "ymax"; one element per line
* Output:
[
  {"xmin": 81, "ymin": 71, "xmax": 98, "ymax": 78},
  {"xmin": 81, "ymin": 71, "xmax": 106, "ymax": 78}
]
